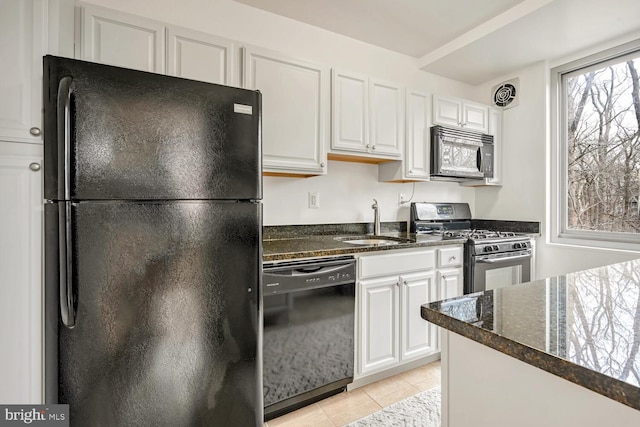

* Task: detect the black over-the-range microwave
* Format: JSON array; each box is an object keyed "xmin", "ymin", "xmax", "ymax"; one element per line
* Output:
[{"xmin": 430, "ymin": 125, "xmax": 494, "ymax": 180}]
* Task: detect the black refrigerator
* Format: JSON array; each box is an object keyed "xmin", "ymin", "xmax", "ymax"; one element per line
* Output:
[{"xmin": 43, "ymin": 56, "xmax": 263, "ymax": 426}]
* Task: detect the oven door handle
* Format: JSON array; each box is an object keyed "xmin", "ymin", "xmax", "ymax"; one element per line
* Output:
[{"xmin": 476, "ymin": 254, "xmax": 531, "ymax": 264}]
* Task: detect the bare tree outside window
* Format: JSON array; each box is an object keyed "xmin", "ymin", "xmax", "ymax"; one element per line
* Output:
[{"xmin": 566, "ymin": 55, "xmax": 640, "ymax": 233}]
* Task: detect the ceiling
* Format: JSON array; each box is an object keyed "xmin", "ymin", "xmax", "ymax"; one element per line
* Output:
[{"xmin": 233, "ymin": 0, "xmax": 640, "ymax": 85}]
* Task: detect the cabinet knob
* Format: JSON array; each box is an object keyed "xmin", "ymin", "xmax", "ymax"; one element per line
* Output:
[
  {"xmin": 320, "ymin": 162, "xmax": 325, "ymax": 168},
  {"xmin": 371, "ymin": 145, "xmax": 376, "ymax": 151},
  {"xmin": 366, "ymin": 144, "xmax": 371, "ymax": 149},
  {"xmin": 29, "ymin": 162, "xmax": 41, "ymax": 172},
  {"xmin": 409, "ymin": 169, "xmax": 414, "ymax": 174},
  {"xmin": 29, "ymin": 127, "xmax": 41, "ymax": 136}
]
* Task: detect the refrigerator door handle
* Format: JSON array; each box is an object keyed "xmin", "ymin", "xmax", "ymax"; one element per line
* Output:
[
  {"xmin": 57, "ymin": 76, "xmax": 72, "ymax": 200},
  {"xmin": 59, "ymin": 201, "xmax": 76, "ymax": 328}
]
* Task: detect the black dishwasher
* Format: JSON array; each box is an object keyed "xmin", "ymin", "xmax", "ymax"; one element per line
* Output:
[{"xmin": 262, "ymin": 256, "xmax": 356, "ymax": 420}]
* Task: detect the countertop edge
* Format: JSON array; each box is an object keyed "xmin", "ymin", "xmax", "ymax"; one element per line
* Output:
[
  {"xmin": 263, "ymin": 238, "xmax": 466, "ymax": 262},
  {"xmin": 421, "ymin": 305, "xmax": 640, "ymax": 412}
]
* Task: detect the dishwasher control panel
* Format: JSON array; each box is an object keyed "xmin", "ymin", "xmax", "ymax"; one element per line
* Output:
[{"xmin": 262, "ymin": 256, "xmax": 356, "ymax": 295}]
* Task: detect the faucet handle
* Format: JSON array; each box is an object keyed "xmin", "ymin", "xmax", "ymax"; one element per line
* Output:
[{"xmin": 372, "ymin": 198, "xmax": 378, "ymax": 208}]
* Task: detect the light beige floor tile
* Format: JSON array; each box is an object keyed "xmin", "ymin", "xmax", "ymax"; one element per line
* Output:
[
  {"xmin": 414, "ymin": 374, "xmax": 441, "ymax": 392},
  {"xmin": 360, "ymin": 376, "xmax": 413, "ymax": 402},
  {"xmin": 368, "ymin": 384, "xmax": 421, "ymax": 407},
  {"xmin": 399, "ymin": 365, "xmax": 441, "ymax": 386},
  {"xmin": 317, "ymin": 389, "xmax": 381, "ymax": 426},
  {"xmin": 268, "ymin": 403, "xmax": 334, "ymax": 427}
]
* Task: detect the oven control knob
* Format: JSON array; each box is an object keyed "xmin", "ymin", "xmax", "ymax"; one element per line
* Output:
[
  {"xmin": 492, "ymin": 245, "xmax": 499, "ymax": 251},
  {"xmin": 513, "ymin": 243, "xmax": 521, "ymax": 249},
  {"xmin": 484, "ymin": 246, "xmax": 493, "ymax": 252}
]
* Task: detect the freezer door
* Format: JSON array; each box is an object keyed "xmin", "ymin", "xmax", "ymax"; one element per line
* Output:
[
  {"xmin": 43, "ymin": 55, "xmax": 261, "ymax": 201},
  {"xmin": 44, "ymin": 201, "xmax": 262, "ymax": 426}
]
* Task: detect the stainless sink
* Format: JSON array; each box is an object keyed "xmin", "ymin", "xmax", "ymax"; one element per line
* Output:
[{"xmin": 334, "ymin": 235, "xmax": 411, "ymax": 246}]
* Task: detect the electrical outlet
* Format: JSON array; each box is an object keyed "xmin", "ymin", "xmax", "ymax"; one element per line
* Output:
[
  {"xmin": 309, "ymin": 191, "xmax": 320, "ymax": 209},
  {"xmin": 398, "ymin": 193, "xmax": 405, "ymax": 205}
]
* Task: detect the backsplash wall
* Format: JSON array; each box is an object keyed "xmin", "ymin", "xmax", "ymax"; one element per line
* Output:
[{"xmin": 263, "ymin": 160, "xmax": 476, "ymax": 225}]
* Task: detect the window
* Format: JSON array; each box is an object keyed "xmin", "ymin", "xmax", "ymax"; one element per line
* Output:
[{"xmin": 551, "ymin": 40, "xmax": 640, "ymax": 248}]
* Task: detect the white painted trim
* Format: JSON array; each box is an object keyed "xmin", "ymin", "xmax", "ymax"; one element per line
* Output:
[{"xmin": 549, "ymin": 38, "xmax": 640, "ymax": 251}]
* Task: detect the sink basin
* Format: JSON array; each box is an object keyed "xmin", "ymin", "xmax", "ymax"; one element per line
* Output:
[{"xmin": 335, "ymin": 235, "xmax": 411, "ymax": 246}]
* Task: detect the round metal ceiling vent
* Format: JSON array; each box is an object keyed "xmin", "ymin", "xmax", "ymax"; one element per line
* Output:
[{"xmin": 491, "ymin": 78, "xmax": 519, "ymax": 109}]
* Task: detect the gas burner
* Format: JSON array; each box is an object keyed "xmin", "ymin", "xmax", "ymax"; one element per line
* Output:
[{"xmin": 441, "ymin": 229, "xmax": 521, "ymax": 241}]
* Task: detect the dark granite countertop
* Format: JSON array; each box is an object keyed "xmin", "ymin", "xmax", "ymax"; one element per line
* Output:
[
  {"xmin": 262, "ymin": 222, "xmax": 465, "ymax": 262},
  {"xmin": 421, "ymin": 259, "xmax": 640, "ymax": 411},
  {"xmin": 264, "ymin": 232, "xmax": 465, "ymax": 262}
]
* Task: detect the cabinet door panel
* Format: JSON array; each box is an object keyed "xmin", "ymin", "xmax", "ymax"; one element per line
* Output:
[
  {"xmin": 487, "ymin": 107, "xmax": 503, "ymax": 185},
  {"xmin": 167, "ymin": 27, "xmax": 235, "ymax": 85},
  {"xmin": 370, "ymin": 80, "xmax": 403, "ymax": 157},
  {"xmin": 463, "ymin": 101, "xmax": 489, "ymax": 132},
  {"xmin": 0, "ymin": 142, "xmax": 43, "ymax": 403},
  {"xmin": 0, "ymin": 0, "xmax": 44, "ymax": 143},
  {"xmin": 331, "ymin": 70, "xmax": 368, "ymax": 152},
  {"xmin": 245, "ymin": 47, "xmax": 327, "ymax": 175},
  {"xmin": 433, "ymin": 95, "xmax": 462, "ymax": 127},
  {"xmin": 405, "ymin": 90, "xmax": 430, "ymax": 179},
  {"xmin": 401, "ymin": 271, "xmax": 436, "ymax": 360},
  {"xmin": 360, "ymin": 276, "xmax": 400, "ymax": 374},
  {"xmin": 81, "ymin": 4, "xmax": 165, "ymax": 73},
  {"xmin": 439, "ymin": 268, "xmax": 463, "ymax": 300}
]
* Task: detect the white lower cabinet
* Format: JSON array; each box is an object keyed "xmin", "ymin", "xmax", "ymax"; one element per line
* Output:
[
  {"xmin": 438, "ymin": 268, "xmax": 464, "ymax": 300},
  {"xmin": 359, "ymin": 275, "xmax": 401, "ymax": 373},
  {"xmin": 356, "ymin": 245, "xmax": 464, "ymax": 379},
  {"xmin": 400, "ymin": 270, "xmax": 437, "ymax": 360},
  {"xmin": 357, "ymin": 247, "xmax": 463, "ymax": 378}
]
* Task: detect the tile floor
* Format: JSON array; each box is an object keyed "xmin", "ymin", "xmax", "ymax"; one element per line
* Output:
[{"xmin": 265, "ymin": 360, "xmax": 441, "ymax": 427}]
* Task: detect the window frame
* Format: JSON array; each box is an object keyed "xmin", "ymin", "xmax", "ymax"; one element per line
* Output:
[{"xmin": 550, "ymin": 38, "xmax": 640, "ymax": 251}]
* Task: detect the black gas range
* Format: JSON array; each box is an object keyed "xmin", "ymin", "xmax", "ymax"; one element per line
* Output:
[{"xmin": 410, "ymin": 202, "xmax": 532, "ymax": 294}]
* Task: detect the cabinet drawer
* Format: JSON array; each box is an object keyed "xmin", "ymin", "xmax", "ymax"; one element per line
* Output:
[
  {"xmin": 359, "ymin": 250, "xmax": 435, "ymax": 279},
  {"xmin": 438, "ymin": 246, "xmax": 463, "ymax": 268}
]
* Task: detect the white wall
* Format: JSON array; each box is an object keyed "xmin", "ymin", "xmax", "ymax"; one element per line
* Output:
[
  {"xmin": 473, "ymin": 34, "xmax": 640, "ymax": 279},
  {"xmin": 86, "ymin": 0, "xmax": 480, "ymax": 226},
  {"xmin": 264, "ymin": 161, "xmax": 475, "ymax": 225}
]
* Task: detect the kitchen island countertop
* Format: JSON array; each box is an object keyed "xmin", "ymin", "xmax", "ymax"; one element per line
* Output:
[{"xmin": 421, "ymin": 259, "xmax": 640, "ymax": 412}]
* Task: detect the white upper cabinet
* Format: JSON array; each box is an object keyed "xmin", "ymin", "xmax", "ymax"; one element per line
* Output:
[
  {"xmin": 0, "ymin": 0, "xmax": 46, "ymax": 143},
  {"xmin": 379, "ymin": 89, "xmax": 430, "ymax": 182},
  {"xmin": 167, "ymin": 27, "xmax": 235, "ymax": 86},
  {"xmin": 369, "ymin": 79, "xmax": 403, "ymax": 157},
  {"xmin": 243, "ymin": 46, "xmax": 328, "ymax": 176},
  {"xmin": 331, "ymin": 69, "xmax": 403, "ymax": 161},
  {"xmin": 487, "ymin": 107, "xmax": 503, "ymax": 185},
  {"xmin": 404, "ymin": 90, "xmax": 430, "ymax": 179},
  {"xmin": 331, "ymin": 69, "xmax": 369, "ymax": 153},
  {"xmin": 80, "ymin": 4, "xmax": 165, "ymax": 73},
  {"xmin": 433, "ymin": 94, "xmax": 489, "ymax": 133}
]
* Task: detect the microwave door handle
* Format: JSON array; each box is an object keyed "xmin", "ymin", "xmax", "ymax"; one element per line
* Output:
[{"xmin": 477, "ymin": 147, "xmax": 483, "ymax": 172}]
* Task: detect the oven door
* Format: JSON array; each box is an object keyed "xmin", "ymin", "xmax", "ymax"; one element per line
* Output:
[{"xmin": 470, "ymin": 252, "xmax": 531, "ymax": 293}]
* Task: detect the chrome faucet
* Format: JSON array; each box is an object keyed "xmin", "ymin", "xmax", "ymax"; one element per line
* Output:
[{"xmin": 372, "ymin": 199, "xmax": 380, "ymax": 235}]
